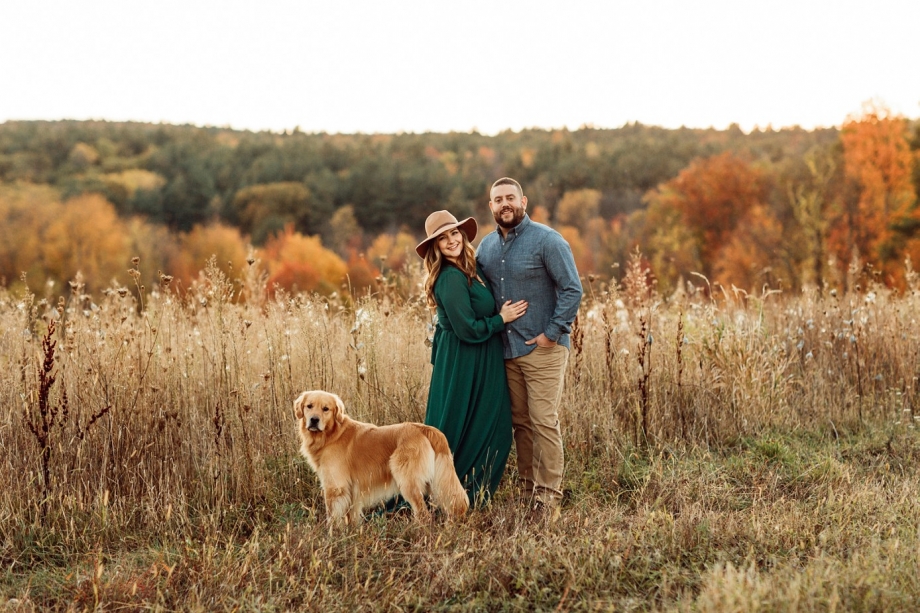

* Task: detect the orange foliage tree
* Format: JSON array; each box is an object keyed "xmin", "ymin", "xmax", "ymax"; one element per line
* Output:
[
  {"xmin": 344, "ymin": 251, "xmax": 381, "ymax": 297},
  {"xmin": 641, "ymin": 152, "xmax": 774, "ymax": 290},
  {"xmin": 260, "ymin": 225, "xmax": 347, "ymax": 295},
  {"xmin": 833, "ymin": 103, "xmax": 918, "ymax": 285},
  {"xmin": 711, "ymin": 204, "xmax": 787, "ymax": 291}
]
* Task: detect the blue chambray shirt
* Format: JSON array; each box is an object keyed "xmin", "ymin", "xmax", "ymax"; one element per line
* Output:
[{"xmin": 476, "ymin": 214, "xmax": 583, "ymax": 360}]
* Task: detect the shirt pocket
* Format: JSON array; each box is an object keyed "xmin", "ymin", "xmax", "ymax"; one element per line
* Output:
[{"xmin": 517, "ymin": 252, "xmax": 545, "ymax": 282}]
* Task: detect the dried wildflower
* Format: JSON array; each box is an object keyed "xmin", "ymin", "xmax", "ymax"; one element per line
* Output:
[
  {"xmin": 131, "ymin": 256, "xmax": 140, "ymax": 266},
  {"xmin": 117, "ymin": 288, "xmax": 128, "ymax": 297},
  {"xmin": 247, "ymin": 256, "xmax": 255, "ymax": 266}
]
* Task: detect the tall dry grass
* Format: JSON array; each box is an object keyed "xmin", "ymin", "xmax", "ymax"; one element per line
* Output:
[{"xmin": 2, "ymin": 252, "xmax": 920, "ymax": 610}]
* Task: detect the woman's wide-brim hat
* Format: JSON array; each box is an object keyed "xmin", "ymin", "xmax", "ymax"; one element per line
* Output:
[{"xmin": 415, "ymin": 210, "xmax": 478, "ymax": 258}]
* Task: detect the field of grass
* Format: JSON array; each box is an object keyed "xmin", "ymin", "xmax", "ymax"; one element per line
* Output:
[{"xmin": 2, "ymin": 257, "xmax": 920, "ymax": 611}]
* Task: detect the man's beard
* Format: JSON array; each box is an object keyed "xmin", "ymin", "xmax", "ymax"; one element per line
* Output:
[{"xmin": 493, "ymin": 207, "xmax": 525, "ymax": 229}]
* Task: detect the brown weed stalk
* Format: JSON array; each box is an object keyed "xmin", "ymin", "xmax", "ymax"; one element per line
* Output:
[{"xmin": 22, "ymin": 320, "xmax": 67, "ymax": 515}]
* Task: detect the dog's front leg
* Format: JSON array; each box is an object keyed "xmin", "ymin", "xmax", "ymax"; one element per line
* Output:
[
  {"xmin": 347, "ymin": 502, "xmax": 363, "ymax": 526},
  {"xmin": 324, "ymin": 485, "xmax": 353, "ymax": 527}
]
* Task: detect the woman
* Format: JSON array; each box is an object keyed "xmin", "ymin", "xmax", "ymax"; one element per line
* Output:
[{"xmin": 415, "ymin": 210, "xmax": 527, "ymax": 505}]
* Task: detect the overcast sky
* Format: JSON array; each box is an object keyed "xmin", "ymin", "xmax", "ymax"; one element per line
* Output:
[{"xmin": 1, "ymin": 0, "xmax": 918, "ymax": 135}]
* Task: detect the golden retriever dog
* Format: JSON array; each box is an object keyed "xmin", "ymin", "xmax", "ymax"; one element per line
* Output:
[{"xmin": 294, "ymin": 390, "xmax": 469, "ymax": 525}]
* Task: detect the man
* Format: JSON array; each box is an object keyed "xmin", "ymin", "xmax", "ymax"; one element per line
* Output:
[{"xmin": 475, "ymin": 177, "xmax": 583, "ymax": 518}]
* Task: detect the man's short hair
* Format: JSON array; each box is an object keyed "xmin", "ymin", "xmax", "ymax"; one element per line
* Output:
[{"xmin": 490, "ymin": 177, "xmax": 523, "ymax": 198}]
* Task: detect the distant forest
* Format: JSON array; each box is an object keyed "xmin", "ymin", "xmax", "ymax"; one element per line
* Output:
[{"xmin": 1, "ymin": 110, "xmax": 918, "ymax": 297}]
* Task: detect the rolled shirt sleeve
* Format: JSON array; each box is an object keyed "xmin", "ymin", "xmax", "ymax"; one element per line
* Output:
[{"xmin": 541, "ymin": 234, "xmax": 583, "ymax": 342}]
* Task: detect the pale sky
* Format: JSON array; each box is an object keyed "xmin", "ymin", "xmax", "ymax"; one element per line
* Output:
[{"xmin": 1, "ymin": 0, "xmax": 918, "ymax": 135}]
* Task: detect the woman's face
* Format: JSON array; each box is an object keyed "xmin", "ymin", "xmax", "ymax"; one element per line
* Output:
[{"xmin": 436, "ymin": 227, "xmax": 464, "ymax": 262}]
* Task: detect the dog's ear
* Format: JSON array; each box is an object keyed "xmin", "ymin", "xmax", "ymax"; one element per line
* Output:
[
  {"xmin": 293, "ymin": 391, "xmax": 309, "ymax": 420},
  {"xmin": 332, "ymin": 393, "xmax": 346, "ymax": 424}
]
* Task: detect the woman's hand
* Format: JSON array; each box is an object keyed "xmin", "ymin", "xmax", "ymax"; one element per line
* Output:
[{"xmin": 499, "ymin": 300, "xmax": 528, "ymax": 323}]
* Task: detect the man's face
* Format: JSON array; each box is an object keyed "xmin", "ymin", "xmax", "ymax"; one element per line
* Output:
[{"xmin": 489, "ymin": 184, "xmax": 527, "ymax": 229}]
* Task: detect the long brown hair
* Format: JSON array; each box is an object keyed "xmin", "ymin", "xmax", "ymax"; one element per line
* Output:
[{"xmin": 423, "ymin": 231, "xmax": 478, "ymax": 309}]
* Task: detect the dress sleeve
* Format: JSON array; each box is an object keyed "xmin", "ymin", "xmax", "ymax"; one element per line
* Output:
[{"xmin": 435, "ymin": 268, "xmax": 505, "ymax": 344}]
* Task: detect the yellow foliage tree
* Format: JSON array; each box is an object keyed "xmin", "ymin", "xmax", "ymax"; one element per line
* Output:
[
  {"xmin": 0, "ymin": 183, "xmax": 59, "ymax": 289},
  {"xmin": 125, "ymin": 217, "xmax": 182, "ymax": 289},
  {"xmin": 556, "ymin": 189, "xmax": 601, "ymax": 233},
  {"xmin": 232, "ymin": 182, "xmax": 315, "ymax": 245},
  {"xmin": 367, "ymin": 231, "xmax": 417, "ymax": 274},
  {"xmin": 68, "ymin": 142, "xmax": 100, "ymax": 170},
  {"xmin": 626, "ymin": 203, "xmax": 700, "ymax": 293},
  {"xmin": 42, "ymin": 194, "xmax": 131, "ymax": 292},
  {"xmin": 326, "ymin": 205, "xmax": 363, "ymax": 258},
  {"xmin": 169, "ymin": 223, "xmax": 249, "ymax": 288},
  {"xmin": 104, "ymin": 169, "xmax": 166, "ymax": 199}
]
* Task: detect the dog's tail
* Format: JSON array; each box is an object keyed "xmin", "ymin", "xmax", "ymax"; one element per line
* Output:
[{"xmin": 422, "ymin": 427, "xmax": 470, "ymax": 518}]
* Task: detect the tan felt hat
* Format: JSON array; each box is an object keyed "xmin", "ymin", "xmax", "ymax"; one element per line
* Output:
[{"xmin": 415, "ymin": 210, "xmax": 478, "ymax": 258}]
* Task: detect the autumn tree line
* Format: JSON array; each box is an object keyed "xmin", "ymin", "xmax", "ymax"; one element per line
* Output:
[{"xmin": 1, "ymin": 104, "xmax": 918, "ymax": 298}]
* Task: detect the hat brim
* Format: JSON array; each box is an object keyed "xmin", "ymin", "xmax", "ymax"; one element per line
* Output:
[{"xmin": 415, "ymin": 217, "xmax": 478, "ymax": 258}]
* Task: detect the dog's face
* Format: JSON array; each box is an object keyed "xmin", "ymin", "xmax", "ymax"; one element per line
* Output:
[{"xmin": 293, "ymin": 390, "xmax": 345, "ymax": 433}]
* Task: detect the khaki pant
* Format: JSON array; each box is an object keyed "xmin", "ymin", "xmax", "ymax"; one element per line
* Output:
[{"xmin": 505, "ymin": 345, "xmax": 568, "ymax": 505}]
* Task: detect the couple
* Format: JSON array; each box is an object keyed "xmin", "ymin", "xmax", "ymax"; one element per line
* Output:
[{"xmin": 416, "ymin": 177, "xmax": 583, "ymax": 515}]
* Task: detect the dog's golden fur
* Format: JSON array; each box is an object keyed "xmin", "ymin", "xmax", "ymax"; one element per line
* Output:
[{"xmin": 294, "ymin": 390, "xmax": 469, "ymax": 525}]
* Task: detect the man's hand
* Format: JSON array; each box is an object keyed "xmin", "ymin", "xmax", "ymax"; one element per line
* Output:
[{"xmin": 525, "ymin": 333, "xmax": 557, "ymax": 348}]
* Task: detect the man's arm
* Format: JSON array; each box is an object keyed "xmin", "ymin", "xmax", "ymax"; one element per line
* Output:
[{"xmin": 541, "ymin": 232, "xmax": 583, "ymax": 343}]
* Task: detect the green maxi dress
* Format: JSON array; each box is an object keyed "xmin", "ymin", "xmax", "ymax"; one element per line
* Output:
[{"xmin": 426, "ymin": 264, "xmax": 513, "ymax": 505}]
